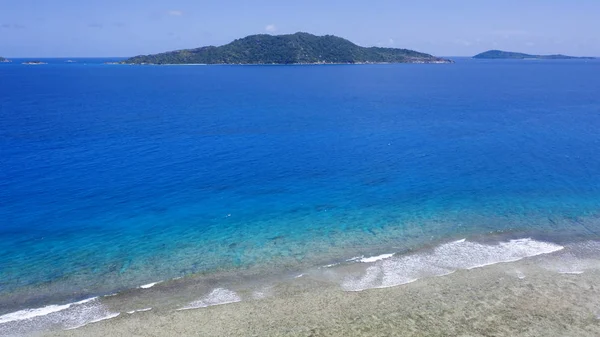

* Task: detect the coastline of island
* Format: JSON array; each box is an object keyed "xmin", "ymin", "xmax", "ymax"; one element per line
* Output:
[
  {"xmin": 474, "ymin": 50, "xmax": 596, "ymax": 60},
  {"xmin": 22, "ymin": 61, "xmax": 48, "ymax": 65},
  {"xmin": 122, "ymin": 32, "xmax": 453, "ymax": 65}
]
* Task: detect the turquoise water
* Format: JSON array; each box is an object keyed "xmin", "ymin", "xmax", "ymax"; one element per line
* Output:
[{"xmin": 1, "ymin": 59, "xmax": 600, "ymax": 316}]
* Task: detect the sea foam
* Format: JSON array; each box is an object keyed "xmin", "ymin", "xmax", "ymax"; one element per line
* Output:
[
  {"xmin": 0, "ymin": 298, "xmax": 96, "ymax": 324},
  {"xmin": 65, "ymin": 312, "xmax": 120, "ymax": 330},
  {"xmin": 342, "ymin": 238, "xmax": 563, "ymax": 291},
  {"xmin": 0, "ymin": 297, "xmax": 119, "ymax": 336},
  {"xmin": 126, "ymin": 308, "xmax": 152, "ymax": 314},
  {"xmin": 139, "ymin": 281, "xmax": 162, "ymax": 289},
  {"xmin": 177, "ymin": 288, "xmax": 241, "ymax": 310},
  {"xmin": 357, "ymin": 253, "xmax": 395, "ymax": 263}
]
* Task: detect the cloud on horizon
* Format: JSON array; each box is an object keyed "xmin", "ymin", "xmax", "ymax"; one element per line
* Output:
[{"xmin": 265, "ymin": 24, "xmax": 277, "ymax": 33}]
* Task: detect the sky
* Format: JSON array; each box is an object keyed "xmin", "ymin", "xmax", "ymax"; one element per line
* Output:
[{"xmin": 1, "ymin": 0, "xmax": 599, "ymax": 57}]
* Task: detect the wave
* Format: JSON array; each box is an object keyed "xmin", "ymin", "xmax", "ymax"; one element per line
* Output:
[
  {"xmin": 354, "ymin": 253, "xmax": 396, "ymax": 263},
  {"xmin": 0, "ymin": 298, "xmax": 96, "ymax": 325},
  {"xmin": 177, "ymin": 288, "xmax": 241, "ymax": 310},
  {"xmin": 341, "ymin": 238, "xmax": 563, "ymax": 291},
  {"xmin": 64, "ymin": 312, "xmax": 120, "ymax": 330},
  {"xmin": 126, "ymin": 308, "xmax": 152, "ymax": 314},
  {"xmin": 0, "ymin": 297, "xmax": 119, "ymax": 336},
  {"xmin": 139, "ymin": 281, "xmax": 162, "ymax": 289}
]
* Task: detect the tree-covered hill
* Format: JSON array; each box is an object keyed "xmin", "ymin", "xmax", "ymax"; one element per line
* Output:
[{"xmin": 123, "ymin": 32, "xmax": 452, "ymax": 65}]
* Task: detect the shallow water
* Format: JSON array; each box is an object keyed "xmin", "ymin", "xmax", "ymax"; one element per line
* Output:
[
  {"xmin": 2, "ymin": 58, "xmax": 600, "ymax": 334},
  {"xmin": 5, "ymin": 237, "xmax": 600, "ymax": 336}
]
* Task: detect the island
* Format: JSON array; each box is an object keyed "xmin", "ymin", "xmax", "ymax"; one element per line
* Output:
[
  {"xmin": 22, "ymin": 61, "xmax": 48, "ymax": 65},
  {"xmin": 123, "ymin": 32, "xmax": 453, "ymax": 65},
  {"xmin": 473, "ymin": 50, "xmax": 595, "ymax": 60},
  {"xmin": 0, "ymin": 56, "xmax": 11, "ymax": 63}
]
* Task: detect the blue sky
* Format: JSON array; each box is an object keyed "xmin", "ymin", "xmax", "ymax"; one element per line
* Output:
[{"xmin": 1, "ymin": 0, "xmax": 599, "ymax": 57}]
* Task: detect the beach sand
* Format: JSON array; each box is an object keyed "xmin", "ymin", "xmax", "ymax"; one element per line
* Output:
[{"xmin": 44, "ymin": 257, "xmax": 600, "ymax": 337}]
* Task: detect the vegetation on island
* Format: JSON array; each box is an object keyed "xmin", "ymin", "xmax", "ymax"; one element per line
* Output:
[
  {"xmin": 473, "ymin": 50, "xmax": 595, "ymax": 60},
  {"xmin": 123, "ymin": 32, "xmax": 452, "ymax": 65},
  {"xmin": 22, "ymin": 61, "xmax": 47, "ymax": 65}
]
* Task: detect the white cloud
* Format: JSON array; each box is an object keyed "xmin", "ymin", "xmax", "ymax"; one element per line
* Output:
[
  {"xmin": 168, "ymin": 10, "xmax": 183, "ymax": 16},
  {"xmin": 265, "ymin": 24, "xmax": 277, "ymax": 33}
]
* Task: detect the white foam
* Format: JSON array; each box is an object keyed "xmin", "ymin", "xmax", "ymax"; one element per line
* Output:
[
  {"xmin": 0, "ymin": 298, "xmax": 96, "ymax": 324},
  {"xmin": 295, "ymin": 273, "xmax": 305, "ymax": 278},
  {"xmin": 177, "ymin": 288, "xmax": 241, "ymax": 311},
  {"xmin": 139, "ymin": 281, "xmax": 162, "ymax": 289},
  {"xmin": 126, "ymin": 308, "xmax": 152, "ymax": 314},
  {"xmin": 358, "ymin": 253, "xmax": 395, "ymax": 263},
  {"xmin": 321, "ymin": 263, "xmax": 340, "ymax": 268},
  {"xmin": 65, "ymin": 312, "xmax": 120, "ymax": 330},
  {"xmin": 342, "ymin": 238, "xmax": 563, "ymax": 291},
  {"xmin": 0, "ymin": 297, "xmax": 119, "ymax": 336},
  {"xmin": 559, "ymin": 271, "xmax": 584, "ymax": 275}
]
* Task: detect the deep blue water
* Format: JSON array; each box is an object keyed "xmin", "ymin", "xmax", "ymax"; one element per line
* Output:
[{"xmin": 1, "ymin": 58, "xmax": 600, "ymax": 312}]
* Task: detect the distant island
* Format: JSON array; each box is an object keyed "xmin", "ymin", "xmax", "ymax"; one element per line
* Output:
[
  {"xmin": 123, "ymin": 32, "xmax": 452, "ymax": 65},
  {"xmin": 0, "ymin": 56, "xmax": 11, "ymax": 63},
  {"xmin": 22, "ymin": 61, "xmax": 47, "ymax": 65},
  {"xmin": 473, "ymin": 50, "xmax": 595, "ymax": 60}
]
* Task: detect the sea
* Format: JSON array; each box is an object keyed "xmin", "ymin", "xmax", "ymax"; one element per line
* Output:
[{"xmin": 1, "ymin": 57, "xmax": 600, "ymax": 335}]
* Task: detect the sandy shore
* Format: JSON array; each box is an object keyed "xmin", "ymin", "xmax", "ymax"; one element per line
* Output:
[{"xmin": 43, "ymin": 257, "xmax": 600, "ymax": 337}]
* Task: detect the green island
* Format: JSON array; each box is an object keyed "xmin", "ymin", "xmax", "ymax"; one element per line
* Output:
[
  {"xmin": 123, "ymin": 32, "xmax": 452, "ymax": 65},
  {"xmin": 473, "ymin": 50, "xmax": 595, "ymax": 60},
  {"xmin": 0, "ymin": 56, "xmax": 11, "ymax": 63}
]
